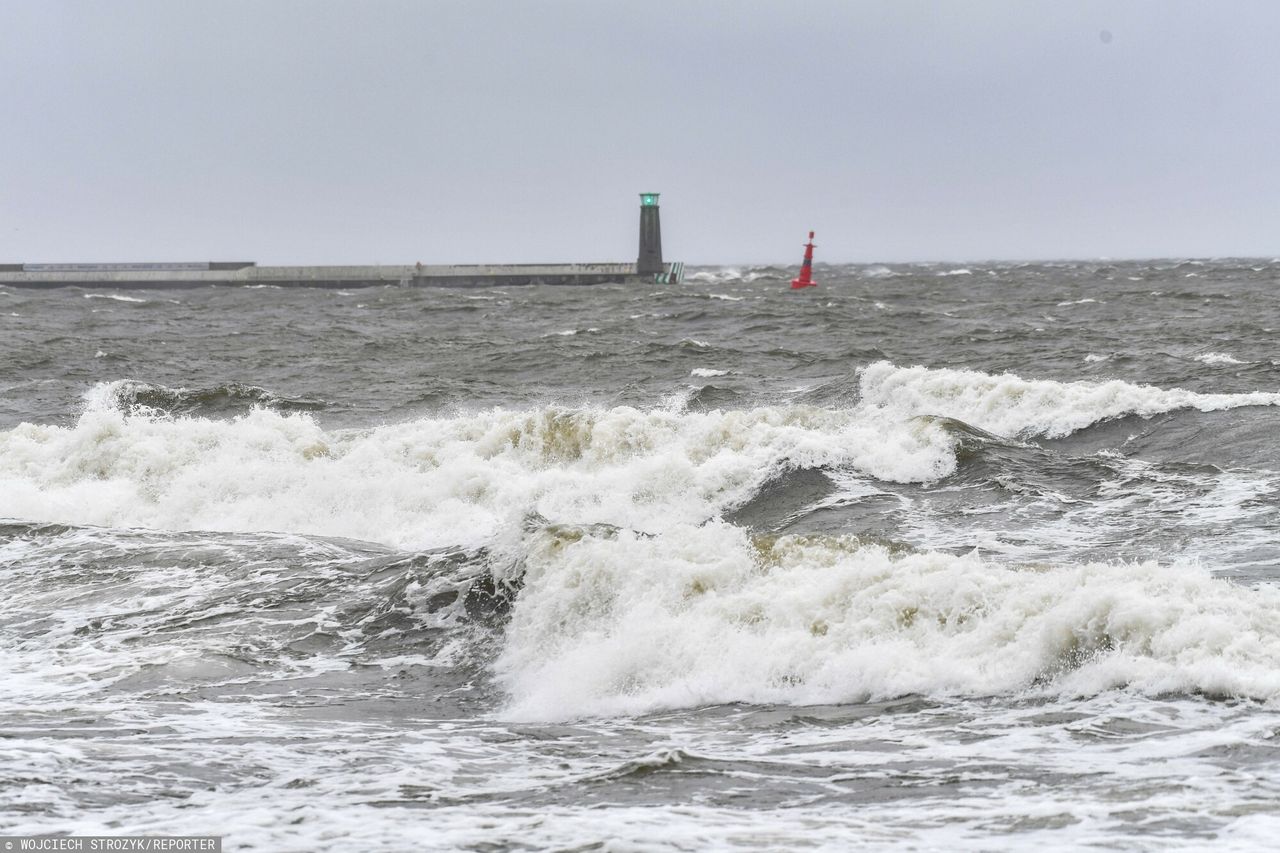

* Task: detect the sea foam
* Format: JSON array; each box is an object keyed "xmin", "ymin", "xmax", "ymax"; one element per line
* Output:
[
  {"xmin": 858, "ymin": 361, "xmax": 1280, "ymax": 439},
  {"xmin": 4, "ymin": 366, "xmax": 1278, "ymax": 549},
  {"xmin": 6, "ymin": 368, "xmax": 1280, "ymax": 722},
  {"xmin": 0, "ymin": 385, "xmax": 953, "ymax": 550},
  {"xmin": 499, "ymin": 524, "xmax": 1280, "ymax": 719}
]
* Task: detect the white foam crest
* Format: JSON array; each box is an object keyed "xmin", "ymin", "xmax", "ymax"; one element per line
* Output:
[
  {"xmin": 937, "ymin": 268, "xmax": 973, "ymax": 277},
  {"xmin": 858, "ymin": 361, "xmax": 1280, "ymax": 439},
  {"xmin": 1196, "ymin": 352, "xmax": 1246, "ymax": 365},
  {"xmin": 685, "ymin": 268, "xmax": 741, "ymax": 284},
  {"xmin": 83, "ymin": 293, "xmax": 147, "ymax": 303},
  {"xmin": 545, "ymin": 328, "xmax": 599, "ymax": 337},
  {"xmin": 862, "ymin": 265, "xmax": 896, "ymax": 279},
  {"xmin": 498, "ymin": 526, "xmax": 1280, "ymax": 720},
  {"xmin": 690, "ymin": 368, "xmax": 729, "ymax": 378},
  {"xmin": 0, "ymin": 393, "xmax": 954, "ymax": 550},
  {"xmin": 79, "ymin": 379, "xmax": 158, "ymax": 415},
  {"xmin": 686, "ymin": 266, "xmax": 783, "ymax": 284}
]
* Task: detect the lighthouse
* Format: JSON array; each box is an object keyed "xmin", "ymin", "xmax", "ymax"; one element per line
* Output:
[{"xmin": 637, "ymin": 193, "xmax": 664, "ymax": 276}]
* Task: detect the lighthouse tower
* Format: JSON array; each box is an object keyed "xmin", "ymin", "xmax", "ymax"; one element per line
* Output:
[{"xmin": 637, "ymin": 193, "xmax": 664, "ymax": 276}]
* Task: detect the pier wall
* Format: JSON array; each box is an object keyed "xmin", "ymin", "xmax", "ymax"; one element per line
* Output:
[{"xmin": 0, "ymin": 262, "xmax": 644, "ymax": 289}]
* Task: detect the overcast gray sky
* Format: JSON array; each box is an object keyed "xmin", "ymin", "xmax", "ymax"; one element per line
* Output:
[{"xmin": 2, "ymin": 1, "xmax": 1277, "ymax": 264}]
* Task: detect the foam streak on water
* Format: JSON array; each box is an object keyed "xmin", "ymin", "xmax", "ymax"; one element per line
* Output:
[{"xmin": 4, "ymin": 261, "xmax": 1280, "ymax": 849}]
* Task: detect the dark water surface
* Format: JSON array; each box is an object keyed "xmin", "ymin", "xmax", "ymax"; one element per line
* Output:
[{"xmin": 3, "ymin": 260, "xmax": 1280, "ymax": 850}]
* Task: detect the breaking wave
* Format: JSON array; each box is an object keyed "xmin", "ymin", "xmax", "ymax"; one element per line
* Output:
[
  {"xmin": 0, "ymin": 384, "xmax": 952, "ymax": 550},
  {"xmin": 861, "ymin": 265, "xmax": 896, "ymax": 279},
  {"xmin": 4, "ymin": 366, "xmax": 1278, "ymax": 549},
  {"xmin": 85, "ymin": 379, "xmax": 328, "ymax": 418},
  {"xmin": 83, "ymin": 293, "xmax": 149, "ymax": 303},
  {"xmin": 6, "ymin": 365, "xmax": 1280, "ymax": 720},
  {"xmin": 685, "ymin": 266, "xmax": 789, "ymax": 284},
  {"xmin": 1196, "ymin": 352, "xmax": 1247, "ymax": 366},
  {"xmin": 858, "ymin": 361, "xmax": 1280, "ymax": 439},
  {"xmin": 499, "ymin": 525, "xmax": 1280, "ymax": 719}
]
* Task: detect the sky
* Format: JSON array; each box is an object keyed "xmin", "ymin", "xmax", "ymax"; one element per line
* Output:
[{"xmin": 1, "ymin": 0, "xmax": 1277, "ymax": 264}]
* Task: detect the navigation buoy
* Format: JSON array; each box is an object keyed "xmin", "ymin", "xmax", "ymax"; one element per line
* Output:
[{"xmin": 791, "ymin": 231, "xmax": 817, "ymax": 289}]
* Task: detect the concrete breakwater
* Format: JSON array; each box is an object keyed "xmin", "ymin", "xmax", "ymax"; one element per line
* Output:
[
  {"xmin": 0, "ymin": 261, "xmax": 678, "ymax": 289},
  {"xmin": 1, "ymin": 193, "xmax": 685, "ymax": 289}
]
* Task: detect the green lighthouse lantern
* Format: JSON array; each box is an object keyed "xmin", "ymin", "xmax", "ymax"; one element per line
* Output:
[{"xmin": 640, "ymin": 193, "xmax": 660, "ymax": 207}]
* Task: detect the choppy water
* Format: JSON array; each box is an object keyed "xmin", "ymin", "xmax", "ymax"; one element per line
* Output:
[{"xmin": 3, "ymin": 259, "xmax": 1280, "ymax": 850}]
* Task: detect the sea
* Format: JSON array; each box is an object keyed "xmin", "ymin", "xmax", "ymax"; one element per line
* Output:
[{"xmin": 3, "ymin": 259, "xmax": 1280, "ymax": 851}]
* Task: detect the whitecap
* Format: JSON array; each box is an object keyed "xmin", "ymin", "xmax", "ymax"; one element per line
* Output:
[
  {"xmin": 858, "ymin": 360, "xmax": 1280, "ymax": 440},
  {"xmin": 83, "ymin": 293, "xmax": 146, "ymax": 303},
  {"xmin": 0, "ymin": 398, "xmax": 955, "ymax": 552},
  {"xmin": 498, "ymin": 525, "xmax": 1280, "ymax": 720},
  {"xmin": 1196, "ymin": 352, "xmax": 1246, "ymax": 365}
]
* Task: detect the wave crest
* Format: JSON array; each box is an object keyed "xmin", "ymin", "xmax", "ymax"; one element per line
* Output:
[
  {"xmin": 859, "ymin": 361, "xmax": 1280, "ymax": 439},
  {"xmin": 0, "ymin": 401, "xmax": 953, "ymax": 550},
  {"xmin": 85, "ymin": 379, "xmax": 327, "ymax": 418},
  {"xmin": 498, "ymin": 524, "xmax": 1280, "ymax": 719}
]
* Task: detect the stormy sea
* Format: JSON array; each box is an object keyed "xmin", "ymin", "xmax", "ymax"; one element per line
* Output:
[{"xmin": 4, "ymin": 259, "xmax": 1280, "ymax": 851}]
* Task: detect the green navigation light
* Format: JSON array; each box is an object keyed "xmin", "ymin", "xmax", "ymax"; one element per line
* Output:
[{"xmin": 640, "ymin": 193, "xmax": 660, "ymax": 207}]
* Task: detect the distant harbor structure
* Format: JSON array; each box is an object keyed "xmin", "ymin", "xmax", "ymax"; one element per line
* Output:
[
  {"xmin": 636, "ymin": 192, "xmax": 664, "ymax": 276},
  {"xmin": 0, "ymin": 195, "xmax": 685, "ymax": 289}
]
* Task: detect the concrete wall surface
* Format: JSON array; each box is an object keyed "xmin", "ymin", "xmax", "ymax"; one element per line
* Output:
[{"xmin": 0, "ymin": 262, "xmax": 642, "ymax": 289}]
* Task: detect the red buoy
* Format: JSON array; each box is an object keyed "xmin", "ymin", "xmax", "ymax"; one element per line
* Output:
[{"xmin": 790, "ymin": 231, "xmax": 817, "ymax": 289}]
